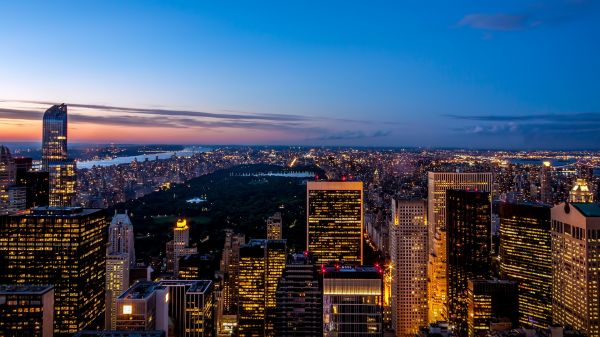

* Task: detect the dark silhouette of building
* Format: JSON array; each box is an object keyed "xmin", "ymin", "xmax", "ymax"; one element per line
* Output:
[
  {"xmin": 274, "ymin": 253, "xmax": 322, "ymax": 337},
  {"xmin": 467, "ymin": 279, "xmax": 518, "ymax": 337},
  {"xmin": 446, "ymin": 189, "xmax": 492, "ymax": 337}
]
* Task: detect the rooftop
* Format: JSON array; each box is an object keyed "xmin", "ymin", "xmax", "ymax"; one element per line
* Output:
[
  {"xmin": 158, "ymin": 280, "xmax": 212, "ymax": 293},
  {"xmin": 118, "ymin": 281, "xmax": 164, "ymax": 300},
  {"xmin": 0, "ymin": 284, "xmax": 53, "ymax": 295},
  {"xmin": 571, "ymin": 203, "xmax": 600, "ymax": 217},
  {"xmin": 27, "ymin": 207, "xmax": 103, "ymax": 217}
]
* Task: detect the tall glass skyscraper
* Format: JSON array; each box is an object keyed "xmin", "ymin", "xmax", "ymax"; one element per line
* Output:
[
  {"xmin": 42, "ymin": 104, "xmax": 76, "ymax": 207},
  {"xmin": 42, "ymin": 104, "xmax": 68, "ymax": 169}
]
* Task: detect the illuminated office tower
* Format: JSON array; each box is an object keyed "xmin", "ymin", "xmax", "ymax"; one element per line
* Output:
[
  {"xmin": 569, "ymin": 178, "xmax": 594, "ymax": 203},
  {"xmin": 274, "ymin": 253, "xmax": 323, "ymax": 337},
  {"xmin": 166, "ymin": 219, "xmax": 197, "ymax": 274},
  {"xmin": 219, "ymin": 230, "xmax": 245, "ymax": 315},
  {"xmin": 159, "ymin": 280, "xmax": 214, "ymax": 337},
  {"xmin": 238, "ymin": 239, "xmax": 287, "ymax": 337},
  {"xmin": 499, "ymin": 202, "xmax": 552, "ymax": 328},
  {"xmin": 0, "ymin": 145, "xmax": 16, "ymax": 213},
  {"xmin": 115, "ymin": 281, "xmax": 169, "ymax": 335},
  {"xmin": 0, "ymin": 207, "xmax": 107, "ymax": 335},
  {"xmin": 47, "ymin": 159, "xmax": 76, "ymax": 207},
  {"xmin": 551, "ymin": 202, "xmax": 600, "ymax": 337},
  {"xmin": 0, "ymin": 285, "xmax": 54, "ymax": 337},
  {"xmin": 266, "ymin": 212, "xmax": 283, "ymax": 240},
  {"xmin": 322, "ymin": 265, "xmax": 384, "ymax": 336},
  {"xmin": 427, "ymin": 172, "xmax": 493, "ymax": 323},
  {"xmin": 105, "ymin": 254, "xmax": 130, "ymax": 330},
  {"xmin": 540, "ymin": 161, "xmax": 553, "ymax": 204},
  {"xmin": 446, "ymin": 190, "xmax": 491, "ymax": 337},
  {"xmin": 467, "ymin": 279, "xmax": 518, "ymax": 337},
  {"xmin": 307, "ymin": 181, "xmax": 363, "ymax": 264},
  {"xmin": 390, "ymin": 199, "xmax": 428, "ymax": 337},
  {"xmin": 42, "ymin": 104, "xmax": 76, "ymax": 207},
  {"xmin": 42, "ymin": 104, "xmax": 68, "ymax": 168}
]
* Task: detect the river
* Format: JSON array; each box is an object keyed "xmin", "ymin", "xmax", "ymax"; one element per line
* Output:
[{"xmin": 76, "ymin": 147, "xmax": 210, "ymax": 169}]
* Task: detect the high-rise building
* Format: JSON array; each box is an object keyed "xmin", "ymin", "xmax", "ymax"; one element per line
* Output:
[
  {"xmin": 0, "ymin": 145, "xmax": 16, "ymax": 214},
  {"xmin": 42, "ymin": 104, "xmax": 76, "ymax": 207},
  {"xmin": 427, "ymin": 172, "xmax": 493, "ymax": 323},
  {"xmin": 498, "ymin": 202, "xmax": 552, "ymax": 329},
  {"xmin": 0, "ymin": 285, "xmax": 54, "ymax": 337},
  {"xmin": 42, "ymin": 104, "xmax": 68, "ymax": 168},
  {"xmin": 0, "ymin": 207, "xmax": 107, "ymax": 335},
  {"xmin": 106, "ymin": 254, "xmax": 130, "ymax": 330},
  {"xmin": 219, "ymin": 230, "xmax": 245, "ymax": 316},
  {"xmin": 569, "ymin": 178, "xmax": 594, "ymax": 203},
  {"xmin": 178, "ymin": 254, "xmax": 215, "ymax": 280},
  {"xmin": 307, "ymin": 181, "xmax": 363, "ymax": 264},
  {"xmin": 266, "ymin": 212, "xmax": 283, "ymax": 240},
  {"xmin": 446, "ymin": 190, "xmax": 492, "ymax": 337},
  {"xmin": 390, "ymin": 199, "xmax": 428, "ymax": 337},
  {"xmin": 159, "ymin": 280, "xmax": 215, "ymax": 337},
  {"xmin": 322, "ymin": 265, "xmax": 384, "ymax": 336},
  {"xmin": 467, "ymin": 279, "xmax": 518, "ymax": 337},
  {"xmin": 47, "ymin": 159, "xmax": 76, "ymax": 207},
  {"xmin": 238, "ymin": 239, "xmax": 286, "ymax": 337},
  {"xmin": 115, "ymin": 281, "xmax": 169, "ymax": 335},
  {"xmin": 166, "ymin": 219, "xmax": 197, "ymax": 274},
  {"xmin": 274, "ymin": 253, "xmax": 323, "ymax": 337},
  {"xmin": 106, "ymin": 212, "xmax": 137, "ymax": 329},
  {"xmin": 109, "ymin": 212, "xmax": 136, "ymax": 265},
  {"xmin": 540, "ymin": 161, "xmax": 553, "ymax": 204},
  {"xmin": 551, "ymin": 202, "xmax": 600, "ymax": 337}
]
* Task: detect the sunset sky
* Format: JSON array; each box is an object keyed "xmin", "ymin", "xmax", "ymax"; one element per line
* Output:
[{"xmin": 1, "ymin": 1, "xmax": 599, "ymax": 148}]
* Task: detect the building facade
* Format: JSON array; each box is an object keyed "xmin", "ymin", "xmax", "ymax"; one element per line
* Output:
[
  {"xmin": 446, "ymin": 190, "xmax": 492, "ymax": 337},
  {"xmin": 159, "ymin": 280, "xmax": 214, "ymax": 337},
  {"xmin": 322, "ymin": 265, "xmax": 383, "ymax": 336},
  {"xmin": 427, "ymin": 172, "xmax": 493, "ymax": 323},
  {"xmin": 266, "ymin": 212, "xmax": 283, "ymax": 240},
  {"xmin": 467, "ymin": 279, "xmax": 518, "ymax": 337},
  {"xmin": 166, "ymin": 219, "xmax": 197, "ymax": 274},
  {"xmin": 307, "ymin": 181, "xmax": 363, "ymax": 264},
  {"xmin": 0, "ymin": 207, "xmax": 107, "ymax": 335},
  {"xmin": 551, "ymin": 202, "xmax": 600, "ymax": 337},
  {"xmin": 499, "ymin": 202, "xmax": 552, "ymax": 328},
  {"xmin": 274, "ymin": 253, "xmax": 323, "ymax": 337},
  {"xmin": 390, "ymin": 198, "xmax": 428, "ymax": 337},
  {"xmin": 115, "ymin": 281, "xmax": 169, "ymax": 334},
  {"xmin": 0, "ymin": 285, "xmax": 54, "ymax": 337}
]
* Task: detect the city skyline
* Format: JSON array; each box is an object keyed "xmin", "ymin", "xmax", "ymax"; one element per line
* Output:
[{"xmin": 1, "ymin": 1, "xmax": 600, "ymax": 149}]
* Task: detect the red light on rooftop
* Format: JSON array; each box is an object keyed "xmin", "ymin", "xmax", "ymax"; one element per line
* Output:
[
  {"xmin": 303, "ymin": 250, "xmax": 309, "ymax": 257},
  {"xmin": 342, "ymin": 176, "xmax": 346, "ymax": 181}
]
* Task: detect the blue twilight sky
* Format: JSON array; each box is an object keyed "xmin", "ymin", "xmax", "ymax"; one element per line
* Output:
[{"xmin": 0, "ymin": 0, "xmax": 599, "ymax": 149}]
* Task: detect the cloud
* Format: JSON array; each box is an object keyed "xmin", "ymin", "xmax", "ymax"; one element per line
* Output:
[
  {"xmin": 444, "ymin": 112, "xmax": 600, "ymax": 122},
  {"xmin": 310, "ymin": 130, "xmax": 392, "ymax": 141},
  {"xmin": 456, "ymin": 0, "xmax": 595, "ymax": 32},
  {"xmin": 458, "ymin": 14, "xmax": 529, "ymax": 31}
]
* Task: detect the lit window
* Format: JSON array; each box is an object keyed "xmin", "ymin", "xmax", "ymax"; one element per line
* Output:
[{"xmin": 123, "ymin": 304, "xmax": 132, "ymax": 314}]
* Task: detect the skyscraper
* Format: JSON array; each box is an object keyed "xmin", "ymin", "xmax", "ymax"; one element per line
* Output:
[
  {"xmin": 540, "ymin": 161, "xmax": 553, "ymax": 204},
  {"xmin": 499, "ymin": 202, "xmax": 552, "ymax": 329},
  {"xmin": 266, "ymin": 212, "xmax": 283, "ymax": 240},
  {"xmin": 42, "ymin": 104, "xmax": 68, "ymax": 168},
  {"xmin": 159, "ymin": 280, "xmax": 215, "ymax": 337},
  {"xmin": 274, "ymin": 253, "xmax": 323, "ymax": 337},
  {"xmin": 238, "ymin": 239, "xmax": 286, "ymax": 337},
  {"xmin": 322, "ymin": 265, "xmax": 384, "ymax": 336},
  {"xmin": 0, "ymin": 285, "xmax": 54, "ymax": 337},
  {"xmin": 0, "ymin": 145, "xmax": 16, "ymax": 214},
  {"xmin": 390, "ymin": 199, "xmax": 428, "ymax": 337},
  {"xmin": 166, "ymin": 219, "xmax": 197, "ymax": 274},
  {"xmin": 42, "ymin": 104, "xmax": 76, "ymax": 207},
  {"xmin": 427, "ymin": 172, "xmax": 493, "ymax": 323},
  {"xmin": 446, "ymin": 190, "xmax": 491, "ymax": 337},
  {"xmin": 219, "ymin": 230, "xmax": 245, "ymax": 316},
  {"xmin": 115, "ymin": 281, "xmax": 169, "ymax": 334},
  {"xmin": 307, "ymin": 181, "xmax": 363, "ymax": 264},
  {"xmin": 17, "ymin": 171, "xmax": 50, "ymax": 208},
  {"xmin": 467, "ymin": 279, "xmax": 518, "ymax": 337},
  {"xmin": 0, "ymin": 207, "xmax": 107, "ymax": 335},
  {"xmin": 106, "ymin": 212, "xmax": 137, "ymax": 329},
  {"xmin": 551, "ymin": 202, "xmax": 600, "ymax": 337},
  {"xmin": 569, "ymin": 178, "xmax": 594, "ymax": 203}
]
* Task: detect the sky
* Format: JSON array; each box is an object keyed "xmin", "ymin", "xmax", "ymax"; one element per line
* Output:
[{"xmin": 1, "ymin": 1, "xmax": 599, "ymax": 149}]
